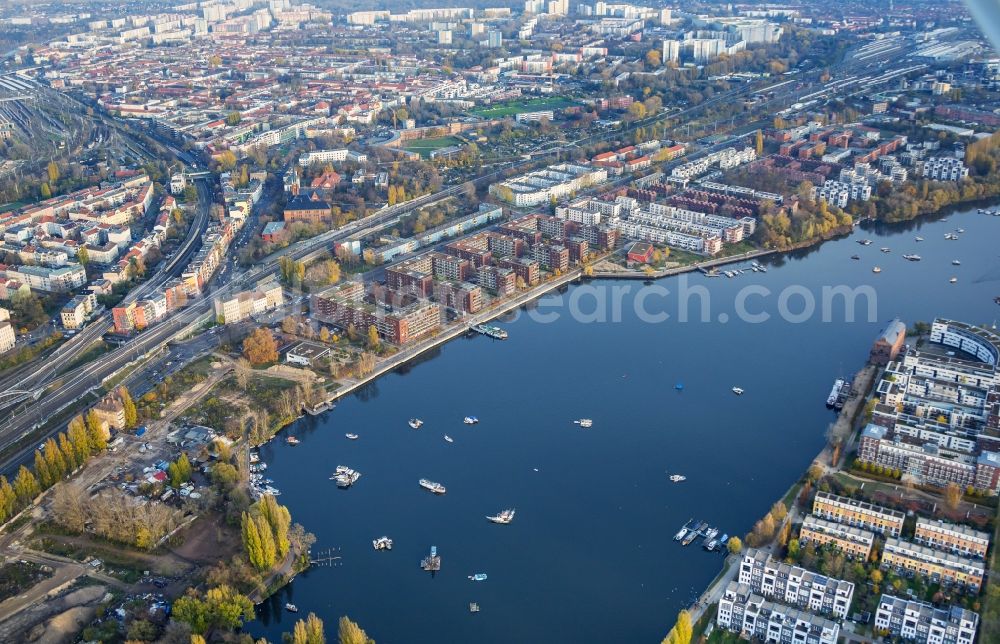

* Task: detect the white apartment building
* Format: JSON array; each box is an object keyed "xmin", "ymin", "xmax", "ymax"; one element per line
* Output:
[
  {"xmin": 921, "ymin": 157, "xmax": 969, "ymax": 181},
  {"xmin": 738, "ymin": 549, "xmax": 855, "ymax": 618},
  {"xmin": 717, "ymin": 581, "xmax": 840, "ymax": 644},
  {"xmin": 0, "ymin": 308, "xmax": 15, "ymax": 354},
  {"xmin": 298, "ymin": 149, "xmax": 368, "ymax": 167},
  {"xmin": 213, "ymin": 280, "xmax": 284, "ymax": 324},
  {"xmin": 874, "ymin": 595, "xmax": 978, "ymax": 644}
]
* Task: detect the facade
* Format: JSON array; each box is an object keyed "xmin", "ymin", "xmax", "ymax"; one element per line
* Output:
[
  {"xmin": 881, "ymin": 537, "xmax": 985, "ymax": 592},
  {"xmin": 61, "ymin": 293, "xmax": 98, "ymax": 330},
  {"xmin": 716, "ymin": 581, "xmax": 840, "ymax": 644},
  {"xmin": 0, "ymin": 308, "xmax": 14, "ymax": 354},
  {"xmin": 873, "ymin": 595, "xmax": 978, "ymax": 644},
  {"xmin": 914, "ymin": 518, "xmax": 990, "ymax": 559},
  {"xmin": 3, "ymin": 264, "xmax": 86, "ymax": 293},
  {"xmin": 213, "ymin": 280, "xmax": 284, "ymax": 324},
  {"xmin": 92, "ymin": 392, "xmax": 126, "ymax": 432},
  {"xmin": 799, "ymin": 514, "xmax": 876, "ymax": 560},
  {"xmin": 310, "ymin": 282, "xmax": 442, "ymax": 346},
  {"xmin": 812, "ymin": 491, "xmax": 905, "ymax": 537},
  {"xmin": 737, "ymin": 549, "xmax": 855, "ymax": 618},
  {"xmin": 283, "ymin": 195, "xmax": 332, "ymax": 225},
  {"xmin": 489, "ymin": 163, "xmax": 607, "ymax": 207}
]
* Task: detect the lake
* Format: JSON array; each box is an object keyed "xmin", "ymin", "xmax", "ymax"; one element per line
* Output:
[{"xmin": 248, "ymin": 204, "xmax": 1000, "ymax": 643}]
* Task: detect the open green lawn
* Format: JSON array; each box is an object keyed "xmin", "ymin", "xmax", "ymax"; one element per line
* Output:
[
  {"xmin": 403, "ymin": 136, "xmax": 463, "ymax": 159},
  {"xmin": 469, "ymin": 96, "xmax": 577, "ymax": 118}
]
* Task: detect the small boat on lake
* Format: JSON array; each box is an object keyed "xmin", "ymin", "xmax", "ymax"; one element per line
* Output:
[
  {"xmin": 345, "ymin": 433, "xmax": 359, "ymax": 440},
  {"xmin": 421, "ymin": 546, "xmax": 441, "ymax": 572},
  {"xmin": 732, "ymin": 387, "xmax": 744, "ymax": 395},
  {"xmin": 574, "ymin": 418, "xmax": 593, "ymax": 427},
  {"xmin": 469, "ymin": 603, "xmax": 480, "ymax": 613},
  {"xmin": 872, "ymin": 266, "xmax": 882, "ymax": 273},
  {"xmin": 285, "ymin": 603, "xmax": 298, "ymax": 613},
  {"xmin": 858, "ymin": 239, "xmax": 873, "ymax": 245},
  {"xmin": 675, "ymin": 382, "xmax": 684, "ymax": 390},
  {"xmin": 487, "ymin": 509, "xmax": 515, "ymax": 524},
  {"xmin": 880, "ymin": 247, "xmax": 891, "ymax": 253},
  {"xmin": 373, "ymin": 536, "xmax": 393, "ymax": 550},
  {"xmin": 469, "ymin": 573, "xmax": 488, "ymax": 581},
  {"xmin": 952, "ymin": 260, "xmax": 961, "ymax": 265},
  {"xmin": 286, "ymin": 436, "xmax": 300, "ymax": 446},
  {"xmin": 851, "ymin": 254, "xmax": 860, "ymax": 260},
  {"xmin": 408, "ymin": 418, "xmax": 423, "ymax": 429},
  {"xmin": 950, "ymin": 277, "xmax": 958, "ymax": 283},
  {"xmin": 444, "ymin": 435, "xmax": 454, "ymax": 443},
  {"xmin": 669, "ymin": 474, "xmax": 686, "ymax": 482},
  {"xmin": 674, "ymin": 527, "xmax": 688, "ymax": 541},
  {"xmin": 419, "ymin": 478, "xmax": 447, "ymax": 494},
  {"xmin": 915, "ymin": 236, "xmax": 924, "ymax": 241},
  {"xmin": 902, "ymin": 254, "xmax": 921, "ymax": 261},
  {"xmin": 463, "ymin": 416, "xmax": 479, "ymax": 425}
]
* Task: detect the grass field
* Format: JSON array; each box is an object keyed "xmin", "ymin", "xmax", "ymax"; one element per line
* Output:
[
  {"xmin": 403, "ymin": 136, "xmax": 463, "ymax": 159},
  {"xmin": 469, "ymin": 96, "xmax": 577, "ymax": 118}
]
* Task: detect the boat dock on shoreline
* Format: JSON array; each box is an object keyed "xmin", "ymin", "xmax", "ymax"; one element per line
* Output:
[
  {"xmin": 472, "ymin": 324, "xmax": 508, "ymax": 340},
  {"xmin": 674, "ymin": 518, "xmax": 728, "ymax": 553}
]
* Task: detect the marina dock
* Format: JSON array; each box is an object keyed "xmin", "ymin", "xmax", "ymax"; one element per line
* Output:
[{"xmin": 674, "ymin": 519, "xmax": 728, "ymax": 553}]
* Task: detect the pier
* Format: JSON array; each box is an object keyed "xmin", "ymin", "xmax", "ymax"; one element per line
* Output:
[{"xmin": 471, "ymin": 324, "xmax": 508, "ymax": 340}]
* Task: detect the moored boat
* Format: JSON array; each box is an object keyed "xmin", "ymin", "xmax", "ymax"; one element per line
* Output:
[
  {"xmin": 468, "ymin": 573, "xmax": 488, "ymax": 581},
  {"xmin": 444, "ymin": 435, "xmax": 454, "ymax": 443},
  {"xmin": 953, "ymin": 260, "xmax": 961, "ymax": 266},
  {"xmin": 574, "ymin": 418, "xmax": 593, "ymax": 427},
  {"xmin": 286, "ymin": 603, "xmax": 298, "ymax": 613},
  {"xmin": 345, "ymin": 433, "xmax": 359, "ymax": 440},
  {"xmin": 373, "ymin": 536, "xmax": 393, "ymax": 550},
  {"xmin": 669, "ymin": 474, "xmax": 686, "ymax": 482},
  {"xmin": 463, "ymin": 416, "xmax": 479, "ymax": 425},
  {"xmin": 286, "ymin": 436, "xmax": 300, "ymax": 446},
  {"xmin": 872, "ymin": 266, "xmax": 881, "ymax": 273},
  {"xmin": 408, "ymin": 418, "xmax": 423, "ymax": 429},
  {"xmin": 826, "ymin": 379, "xmax": 844, "ymax": 407},
  {"xmin": 731, "ymin": 387, "xmax": 744, "ymax": 395},
  {"xmin": 674, "ymin": 527, "xmax": 688, "ymax": 541}
]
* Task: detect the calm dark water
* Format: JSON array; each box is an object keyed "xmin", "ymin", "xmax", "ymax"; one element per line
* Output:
[{"xmin": 248, "ymin": 205, "xmax": 1000, "ymax": 643}]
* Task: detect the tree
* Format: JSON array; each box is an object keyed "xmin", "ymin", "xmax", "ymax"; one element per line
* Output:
[
  {"xmin": 12, "ymin": 465, "xmax": 39, "ymax": 504},
  {"xmin": 39, "ymin": 182, "xmax": 51, "ymax": 199},
  {"xmin": 47, "ymin": 161, "xmax": 60, "ymax": 184},
  {"xmin": 68, "ymin": 415, "xmax": 92, "ymax": 464},
  {"xmin": 338, "ymin": 616, "xmax": 374, "ymax": 644},
  {"xmin": 755, "ymin": 129, "xmax": 764, "ymax": 156},
  {"xmin": 243, "ymin": 328, "xmax": 278, "ymax": 366},
  {"xmin": 727, "ymin": 535, "xmax": 743, "ymax": 554},
  {"xmin": 226, "ymin": 111, "xmax": 242, "ymax": 126},
  {"xmin": 34, "ymin": 450, "xmax": 52, "ymax": 489},
  {"xmin": 770, "ymin": 501, "xmax": 788, "ymax": 523},
  {"xmin": 59, "ymin": 432, "xmax": 79, "ymax": 472},
  {"xmin": 254, "ymin": 513, "xmax": 277, "ymax": 568},
  {"xmin": 662, "ymin": 610, "xmax": 692, "ymax": 644},
  {"xmin": 43, "ymin": 437, "xmax": 66, "ymax": 483},
  {"xmin": 0, "ymin": 477, "xmax": 15, "ymax": 523},
  {"xmin": 366, "ymin": 325, "xmax": 380, "ymax": 351},
  {"xmin": 77, "ymin": 246, "xmax": 89, "ymax": 265},
  {"xmin": 51, "ymin": 484, "xmax": 88, "ymax": 533},
  {"xmin": 168, "ymin": 453, "xmax": 192, "ymax": 488},
  {"xmin": 241, "ymin": 511, "xmax": 266, "ymax": 570},
  {"xmin": 85, "ymin": 409, "xmax": 107, "ymax": 451},
  {"xmin": 645, "ymin": 49, "xmax": 661, "ymax": 68},
  {"xmin": 119, "ymin": 386, "xmax": 138, "ymax": 429},
  {"xmin": 260, "ymin": 494, "xmax": 291, "ymax": 558},
  {"xmin": 943, "ymin": 482, "xmax": 963, "ymax": 511}
]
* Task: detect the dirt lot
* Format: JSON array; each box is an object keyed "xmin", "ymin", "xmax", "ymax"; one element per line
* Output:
[{"xmin": 0, "ymin": 584, "xmax": 107, "ymax": 644}]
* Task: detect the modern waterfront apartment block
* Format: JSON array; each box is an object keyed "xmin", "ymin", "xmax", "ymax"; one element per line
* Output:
[
  {"xmin": 737, "ymin": 549, "xmax": 855, "ymax": 618},
  {"xmin": 874, "ymin": 594, "xmax": 979, "ymax": 644},
  {"xmin": 812, "ymin": 491, "xmax": 905, "ymax": 537},
  {"xmin": 716, "ymin": 581, "xmax": 840, "ymax": 644},
  {"xmin": 914, "ymin": 518, "xmax": 990, "ymax": 559},
  {"xmin": 881, "ymin": 538, "xmax": 984, "ymax": 592},
  {"xmin": 798, "ymin": 514, "xmax": 876, "ymax": 560}
]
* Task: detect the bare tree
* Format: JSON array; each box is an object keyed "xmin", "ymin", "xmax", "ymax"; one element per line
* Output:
[{"xmin": 51, "ymin": 483, "xmax": 88, "ymax": 533}]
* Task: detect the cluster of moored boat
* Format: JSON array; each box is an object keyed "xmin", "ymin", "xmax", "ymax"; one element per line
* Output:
[
  {"xmin": 674, "ymin": 519, "xmax": 728, "ymax": 552},
  {"xmin": 331, "ymin": 465, "xmax": 361, "ymax": 488},
  {"xmin": 249, "ymin": 452, "xmax": 280, "ymax": 498},
  {"xmin": 573, "ymin": 418, "xmax": 593, "ymax": 428},
  {"xmin": 978, "ymin": 208, "xmax": 1000, "ymax": 216},
  {"xmin": 719, "ymin": 261, "xmax": 766, "ymax": 279},
  {"xmin": 859, "ymin": 226, "xmax": 967, "ymax": 281}
]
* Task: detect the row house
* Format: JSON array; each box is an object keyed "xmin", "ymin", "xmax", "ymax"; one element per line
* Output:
[
  {"xmin": 914, "ymin": 518, "xmax": 990, "ymax": 559},
  {"xmin": 812, "ymin": 490, "xmax": 905, "ymax": 537},
  {"xmin": 798, "ymin": 514, "xmax": 876, "ymax": 560},
  {"xmin": 737, "ymin": 549, "xmax": 855, "ymax": 618},
  {"xmin": 881, "ymin": 538, "xmax": 985, "ymax": 592},
  {"xmin": 874, "ymin": 594, "xmax": 979, "ymax": 644},
  {"xmin": 716, "ymin": 581, "xmax": 839, "ymax": 644}
]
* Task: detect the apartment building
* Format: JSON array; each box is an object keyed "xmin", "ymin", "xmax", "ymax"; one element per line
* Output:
[
  {"xmin": 881, "ymin": 537, "xmax": 984, "ymax": 592},
  {"xmin": 737, "ymin": 549, "xmax": 855, "ymax": 618},
  {"xmin": 0, "ymin": 308, "xmax": 15, "ymax": 354},
  {"xmin": 92, "ymin": 392, "xmax": 126, "ymax": 433},
  {"xmin": 61, "ymin": 293, "xmax": 98, "ymax": 330},
  {"xmin": 310, "ymin": 282, "xmax": 442, "ymax": 346},
  {"xmin": 477, "ymin": 265, "xmax": 516, "ymax": 297},
  {"xmin": 489, "ymin": 163, "xmax": 607, "ymax": 207},
  {"xmin": 874, "ymin": 595, "xmax": 978, "ymax": 644},
  {"xmin": 914, "ymin": 518, "xmax": 990, "ymax": 559},
  {"xmin": 213, "ymin": 280, "xmax": 284, "ymax": 324},
  {"xmin": 386, "ymin": 252, "xmax": 472, "ymax": 297},
  {"xmin": 812, "ymin": 491, "xmax": 905, "ymax": 537},
  {"xmin": 3, "ymin": 264, "xmax": 86, "ymax": 293},
  {"xmin": 716, "ymin": 581, "xmax": 839, "ymax": 644},
  {"xmin": 920, "ymin": 157, "xmax": 969, "ymax": 182},
  {"xmin": 799, "ymin": 514, "xmax": 876, "ymax": 560}
]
